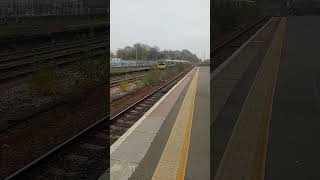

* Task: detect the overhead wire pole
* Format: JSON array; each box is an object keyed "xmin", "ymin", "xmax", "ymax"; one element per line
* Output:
[
  {"xmin": 136, "ymin": 47, "xmax": 138, "ymax": 60},
  {"xmin": 203, "ymin": 52, "xmax": 205, "ymax": 62}
]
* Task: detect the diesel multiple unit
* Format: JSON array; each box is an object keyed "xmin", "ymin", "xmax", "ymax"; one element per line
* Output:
[{"xmin": 110, "ymin": 58, "xmax": 157, "ymax": 68}]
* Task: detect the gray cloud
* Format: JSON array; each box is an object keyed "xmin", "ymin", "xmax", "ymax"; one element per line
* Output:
[{"xmin": 111, "ymin": 0, "xmax": 210, "ymax": 59}]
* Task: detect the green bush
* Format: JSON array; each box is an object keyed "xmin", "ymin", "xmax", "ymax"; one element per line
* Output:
[
  {"xmin": 142, "ymin": 63, "xmax": 189, "ymax": 86},
  {"xmin": 143, "ymin": 70, "xmax": 161, "ymax": 86},
  {"xmin": 166, "ymin": 63, "xmax": 188, "ymax": 77}
]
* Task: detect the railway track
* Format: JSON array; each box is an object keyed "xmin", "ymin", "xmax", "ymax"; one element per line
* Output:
[
  {"xmin": 110, "ymin": 66, "xmax": 152, "ymax": 77},
  {"xmin": 0, "ymin": 37, "xmax": 108, "ymax": 83},
  {"xmin": 109, "ymin": 66, "xmax": 193, "ymax": 144},
  {"xmin": 0, "ymin": 36, "xmax": 107, "ymax": 60},
  {"xmin": 2, "ymin": 67, "xmax": 193, "ymax": 180},
  {"xmin": 211, "ymin": 17, "xmax": 271, "ymax": 72},
  {"xmin": 110, "ymin": 75, "xmax": 145, "ymax": 88}
]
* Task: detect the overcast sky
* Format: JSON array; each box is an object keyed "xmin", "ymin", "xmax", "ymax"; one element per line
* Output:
[{"xmin": 110, "ymin": 0, "xmax": 210, "ymax": 60}]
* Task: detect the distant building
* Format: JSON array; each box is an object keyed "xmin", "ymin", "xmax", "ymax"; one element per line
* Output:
[
  {"xmin": 214, "ymin": 0, "xmax": 256, "ymax": 8},
  {"xmin": 83, "ymin": 0, "xmax": 108, "ymax": 14},
  {"xmin": 0, "ymin": 0, "xmax": 12, "ymax": 16},
  {"xmin": 226, "ymin": 0, "xmax": 256, "ymax": 8},
  {"xmin": 0, "ymin": 0, "xmax": 107, "ymax": 17}
]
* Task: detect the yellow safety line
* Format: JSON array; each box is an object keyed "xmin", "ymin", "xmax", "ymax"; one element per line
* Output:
[
  {"xmin": 151, "ymin": 68, "xmax": 199, "ymax": 180},
  {"xmin": 254, "ymin": 17, "xmax": 287, "ymax": 180},
  {"xmin": 176, "ymin": 68, "xmax": 198, "ymax": 180}
]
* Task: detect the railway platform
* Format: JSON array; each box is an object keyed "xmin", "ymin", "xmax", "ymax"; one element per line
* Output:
[
  {"xmin": 213, "ymin": 16, "xmax": 320, "ymax": 180},
  {"xmin": 265, "ymin": 16, "xmax": 320, "ymax": 180},
  {"xmin": 104, "ymin": 66, "xmax": 210, "ymax": 180}
]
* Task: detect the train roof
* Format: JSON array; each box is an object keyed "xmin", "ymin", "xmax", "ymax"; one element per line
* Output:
[
  {"xmin": 157, "ymin": 59, "xmax": 190, "ymax": 63},
  {"xmin": 165, "ymin": 60, "xmax": 190, "ymax": 63},
  {"xmin": 111, "ymin": 58, "xmax": 157, "ymax": 62}
]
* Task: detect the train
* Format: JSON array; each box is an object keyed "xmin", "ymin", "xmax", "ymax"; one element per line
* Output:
[
  {"xmin": 110, "ymin": 58, "xmax": 191, "ymax": 69},
  {"xmin": 157, "ymin": 59, "xmax": 191, "ymax": 70},
  {"xmin": 110, "ymin": 58, "xmax": 157, "ymax": 68}
]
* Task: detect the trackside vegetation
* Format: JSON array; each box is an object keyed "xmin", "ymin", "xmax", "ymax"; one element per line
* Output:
[{"xmin": 142, "ymin": 64, "xmax": 190, "ymax": 86}]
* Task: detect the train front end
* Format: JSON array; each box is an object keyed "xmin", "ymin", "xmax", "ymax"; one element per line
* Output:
[{"xmin": 157, "ymin": 60, "xmax": 166, "ymax": 70}]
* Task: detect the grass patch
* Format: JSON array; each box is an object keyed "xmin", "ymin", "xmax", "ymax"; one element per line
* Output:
[
  {"xmin": 143, "ymin": 70, "xmax": 161, "ymax": 86},
  {"xmin": 143, "ymin": 64, "xmax": 190, "ymax": 86},
  {"xmin": 119, "ymin": 82, "xmax": 130, "ymax": 92}
]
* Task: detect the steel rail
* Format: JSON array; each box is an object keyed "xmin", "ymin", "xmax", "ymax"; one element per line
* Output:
[
  {"xmin": 110, "ymin": 75, "xmax": 145, "ymax": 88},
  {"xmin": 0, "ymin": 39, "xmax": 108, "ymax": 66},
  {"xmin": 3, "ymin": 114, "xmax": 110, "ymax": 180},
  {"xmin": 212, "ymin": 16, "xmax": 269, "ymax": 54},
  {"xmin": 0, "ymin": 36, "xmax": 108, "ymax": 60},
  {"xmin": 0, "ymin": 49, "xmax": 107, "ymax": 83}
]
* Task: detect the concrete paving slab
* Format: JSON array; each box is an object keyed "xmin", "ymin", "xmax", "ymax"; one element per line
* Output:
[
  {"xmin": 215, "ymin": 73, "xmax": 242, "ymax": 80},
  {"xmin": 213, "ymin": 79, "xmax": 238, "ymax": 88},
  {"xmin": 146, "ymin": 95, "xmax": 180, "ymax": 118},
  {"xmin": 111, "ymin": 131, "xmax": 156, "ymax": 163},
  {"xmin": 152, "ymin": 161, "xmax": 178, "ymax": 180},
  {"xmin": 146, "ymin": 110, "xmax": 170, "ymax": 119},
  {"xmin": 110, "ymin": 160, "xmax": 138, "ymax": 180},
  {"xmin": 134, "ymin": 117, "xmax": 165, "ymax": 134},
  {"xmin": 212, "ymin": 87, "xmax": 236, "ymax": 123}
]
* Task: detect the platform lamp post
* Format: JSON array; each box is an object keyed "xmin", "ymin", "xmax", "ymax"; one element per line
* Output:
[{"xmin": 203, "ymin": 52, "xmax": 205, "ymax": 63}]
